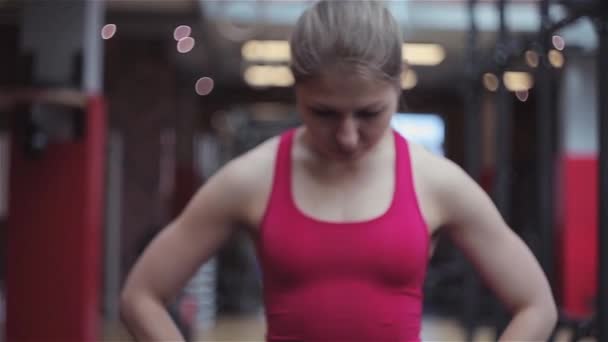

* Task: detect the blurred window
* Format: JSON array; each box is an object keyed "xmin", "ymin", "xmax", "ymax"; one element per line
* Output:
[{"xmin": 391, "ymin": 113, "xmax": 445, "ymax": 156}]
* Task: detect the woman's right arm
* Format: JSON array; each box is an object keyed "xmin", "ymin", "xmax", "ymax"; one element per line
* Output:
[{"xmin": 120, "ymin": 159, "xmax": 252, "ymax": 341}]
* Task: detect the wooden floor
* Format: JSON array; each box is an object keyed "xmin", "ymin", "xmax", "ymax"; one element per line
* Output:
[
  {"xmin": 102, "ymin": 315, "xmax": 596, "ymax": 341},
  {"xmin": 195, "ymin": 315, "xmax": 493, "ymax": 341}
]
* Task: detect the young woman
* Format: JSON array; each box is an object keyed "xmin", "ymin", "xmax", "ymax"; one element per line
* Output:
[{"xmin": 120, "ymin": 1, "xmax": 557, "ymax": 341}]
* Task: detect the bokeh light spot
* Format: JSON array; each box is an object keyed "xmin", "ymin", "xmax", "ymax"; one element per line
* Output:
[{"xmin": 195, "ymin": 77, "xmax": 214, "ymax": 96}]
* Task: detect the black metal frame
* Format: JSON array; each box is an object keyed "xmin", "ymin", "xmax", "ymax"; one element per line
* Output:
[
  {"xmin": 596, "ymin": 4, "xmax": 608, "ymax": 341},
  {"xmin": 536, "ymin": 0, "xmax": 555, "ymax": 303},
  {"xmin": 492, "ymin": 1, "xmax": 513, "ymax": 334},
  {"xmin": 463, "ymin": 0, "xmax": 607, "ymax": 340},
  {"xmin": 462, "ymin": 1, "xmax": 482, "ymax": 339}
]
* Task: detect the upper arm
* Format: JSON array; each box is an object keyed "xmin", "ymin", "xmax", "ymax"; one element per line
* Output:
[
  {"xmin": 431, "ymin": 158, "xmax": 555, "ymax": 313},
  {"xmin": 122, "ymin": 158, "xmax": 252, "ymax": 303}
]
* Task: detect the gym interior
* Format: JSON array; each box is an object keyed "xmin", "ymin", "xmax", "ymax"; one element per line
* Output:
[{"xmin": 0, "ymin": 0, "xmax": 606, "ymax": 341}]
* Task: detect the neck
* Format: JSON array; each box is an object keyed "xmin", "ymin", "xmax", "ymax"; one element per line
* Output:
[{"xmin": 297, "ymin": 127, "xmax": 393, "ymax": 174}]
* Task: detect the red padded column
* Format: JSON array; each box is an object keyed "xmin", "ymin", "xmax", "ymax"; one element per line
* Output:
[
  {"xmin": 559, "ymin": 155, "xmax": 598, "ymax": 318},
  {"xmin": 6, "ymin": 96, "xmax": 106, "ymax": 341}
]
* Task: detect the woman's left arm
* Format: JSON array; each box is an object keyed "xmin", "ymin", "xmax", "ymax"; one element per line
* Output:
[{"xmin": 431, "ymin": 158, "xmax": 558, "ymax": 341}]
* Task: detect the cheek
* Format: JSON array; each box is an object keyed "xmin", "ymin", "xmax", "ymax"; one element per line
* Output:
[
  {"xmin": 303, "ymin": 116, "xmax": 328, "ymax": 132},
  {"xmin": 302, "ymin": 117, "xmax": 332, "ymax": 140},
  {"xmin": 364, "ymin": 115, "xmax": 393, "ymax": 139}
]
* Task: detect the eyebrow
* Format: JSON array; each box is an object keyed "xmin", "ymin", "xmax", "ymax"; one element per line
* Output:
[{"xmin": 308, "ymin": 102, "xmax": 386, "ymax": 113}]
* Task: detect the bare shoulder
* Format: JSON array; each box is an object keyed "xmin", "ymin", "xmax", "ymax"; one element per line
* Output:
[
  {"xmin": 215, "ymin": 135, "xmax": 280, "ymax": 226},
  {"xmin": 406, "ymin": 141, "xmax": 475, "ymax": 232},
  {"xmin": 409, "ymin": 140, "xmax": 501, "ymax": 230},
  {"xmin": 223, "ymin": 136, "xmax": 279, "ymax": 183},
  {"xmin": 408, "ymin": 142, "xmax": 468, "ymax": 187}
]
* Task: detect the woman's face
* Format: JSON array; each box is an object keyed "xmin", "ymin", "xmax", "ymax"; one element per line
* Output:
[{"xmin": 295, "ymin": 70, "xmax": 400, "ymax": 161}]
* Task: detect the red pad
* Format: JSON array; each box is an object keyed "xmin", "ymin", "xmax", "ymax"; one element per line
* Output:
[
  {"xmin": 558, "ymin": 156, "xmax": 597, "ymax": 318},
  {"xmin": 6, "ymin": 96, "xmax": 106, "ymax": 342}
]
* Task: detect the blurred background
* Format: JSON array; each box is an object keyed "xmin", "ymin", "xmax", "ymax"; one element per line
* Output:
[{"xmin": 0, "ymin": 0, "xmax": 606, "ymax": 341}]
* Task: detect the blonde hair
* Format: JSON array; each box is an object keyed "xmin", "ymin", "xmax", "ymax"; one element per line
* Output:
[{"xmin": 290, "ymin": 0, "xmax": 403, "ymax": 85}]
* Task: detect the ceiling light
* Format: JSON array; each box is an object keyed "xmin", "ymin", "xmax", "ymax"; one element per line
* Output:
[
  {"xmin": 242, "ymin": 40, "xmax": 291, "ymax": 62},
  {"xmin": 402, "ymin": 43, "xmax": 446, "ymax": 66},
  {"xmin": 483, "ymin": 73, "xmax": 499, "ymax": 92},
  {"xmin": 401, "ymin": 69, "xmax": 418, "ymax": 90},
  {"xmin": 548, "ymin": 49, "xmax": 565, "ymax": 68},
  {"xmin": 503, "ymin": 71, "xmax": 534, "ymax": 92},
  {"xmin": 244, "ymin": 65, "xmax": 294, "ymax": 88}
]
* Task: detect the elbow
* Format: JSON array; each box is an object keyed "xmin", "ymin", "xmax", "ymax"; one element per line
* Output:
[
  {"xmin": 119, "ymin": 284, "xmax": 149, "ymax": 325},
  {"xmin": 119, "ymin": 287, "xmax": 137, "ymax": 324},
  {"xmin": 119, "ymin": 285, "xmax": 166, "ymax": 324},
  {"xmin": 540, "ymin": 302, "xmax": 559, "ymax": 338},
  {"xmin": 531, "ymin": 295, "xmax": 559, "ymax": 334},
  {"xmin": 540, "ymin": 290, "xmax": 559, "ymax": 329},
  {"xmin": 545, "ymin": 298, "xmax": 559, "ymax": 330},
  {"xmin": 512, "ymin": 295, "xmax": 558, "ymax": 336}
]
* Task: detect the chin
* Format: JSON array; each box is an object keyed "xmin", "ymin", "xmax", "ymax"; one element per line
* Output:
[{"xmin": 332, "ymin": 150, "xmax": 364, "ymax": 161}]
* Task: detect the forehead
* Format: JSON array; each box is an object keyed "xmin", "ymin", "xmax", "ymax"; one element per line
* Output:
[{"xmin": 295, "ymin": 69, "xmax": 398, "ymax": 110}]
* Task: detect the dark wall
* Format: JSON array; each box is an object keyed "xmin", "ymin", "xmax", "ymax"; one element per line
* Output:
[{"xmin": 105, "ymin": 37, "xmax": 180, "ymax": 279}]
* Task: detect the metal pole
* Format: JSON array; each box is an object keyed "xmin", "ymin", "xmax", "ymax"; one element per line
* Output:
[
  {"xmin": 495, "ymin": 0, "xmax": 512, "ymax": 219},
  {"xmin": 463, "ymin": 0, "xmax": 482, "ymax": 339},
  {"xmin": 465, "ymin": 3, "xmax": 481, "ymax": 180},
  {"xmin": 536, "ymin": 0, "xmax": 555, "ymax": 297},
  {"xmin": 103, "ymin": 131, "xmax": 123, "ymax": 322},
  {"xmin": 82, "ymin": 0, "xmax": 105, "ymax": 95},
  {"xmin": 494, "ymin": 0, "xmax": 512, "ymax": 335},
  {"xmin": 596, "ymin": 8, "xmax": 608, "ymax": 342}
]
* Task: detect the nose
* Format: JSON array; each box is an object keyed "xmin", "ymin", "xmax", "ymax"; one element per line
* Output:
[{"xmin": 335, "ymin": 117, "xmax": 359, "ymax": 152}]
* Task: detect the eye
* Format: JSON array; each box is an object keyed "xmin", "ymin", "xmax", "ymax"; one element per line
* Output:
[
  {"xmin": 356, "ymin": 110, "xmax": 381, "ymax": 119},
  {"xmin": 312, "ymin": 109, "xmax": 338, "ymax": 118}
]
